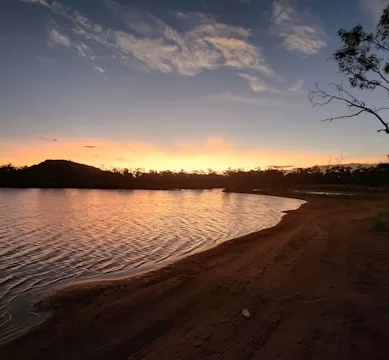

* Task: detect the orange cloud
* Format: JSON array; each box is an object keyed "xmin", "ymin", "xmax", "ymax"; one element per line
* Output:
[{"xmin": 0, "ymin": 137, "xmax": 385, "ymax": 171}]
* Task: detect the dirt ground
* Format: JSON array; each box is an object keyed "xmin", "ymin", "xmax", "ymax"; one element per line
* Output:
[{"xmin": 2, "ymin": 195, "xmax": 389, "ymax": 360}]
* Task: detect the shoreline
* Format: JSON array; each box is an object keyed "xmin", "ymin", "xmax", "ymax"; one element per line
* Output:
[
  {"xmin": 3, "ymin": 194, "xmax": 389, "ymax": 359},
  {"xmin": 0, "ymin": 191, "xmax": 306, "ymax": 347},
  {"xmin": 39, "ymin": 193, "xmax": 309, "ymax": 311}
]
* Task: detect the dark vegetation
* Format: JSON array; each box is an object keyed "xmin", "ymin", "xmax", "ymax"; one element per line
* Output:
[
  {"xmin": 310, "ymin": 5, "xmax": 389, "ymax": 133},
  {"xmin": 369, "ymin": 207, "xmax": 389, "ymax": 232},
  {"xmin": 1, "ymin": 160, "xmax": 389, "ymax": 191}
]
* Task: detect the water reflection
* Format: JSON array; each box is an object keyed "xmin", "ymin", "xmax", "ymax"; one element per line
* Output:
[{"xmin": 0, "ymin": 189, "xmax": 304, "ymax": 343}]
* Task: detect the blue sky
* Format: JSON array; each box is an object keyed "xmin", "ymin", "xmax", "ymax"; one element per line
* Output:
[{"xmin": 1, "ymin": 0, "xmax": 388, "ymax": 170}]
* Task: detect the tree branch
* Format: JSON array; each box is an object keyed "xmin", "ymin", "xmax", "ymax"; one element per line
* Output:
[
  {"xmin": 370, "ymin": 69, "xmax": 389, "ymax": 91},
  {"xmin": 372, "ymin": 38, "xmax": 389, "ymax": 52},
  {"xmin": 373, "ymin": 68, "xmax": 389, "ymax": 86},
  {"xmin": 309, "ymin": 83, "xmax": 389, "ymax": 134},
  {"xmin": 311, "ymin": 6, "xmax": 389, "ymax": 135},
  {"xmin": 321, "ymin": 110, "xmax": 365, "ymax": 122},
  {"xmin": 377, "ymin": 107, "xmax": 389, "ymax": 112}
]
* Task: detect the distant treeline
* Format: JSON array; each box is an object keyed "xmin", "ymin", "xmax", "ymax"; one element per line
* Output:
[{"xmin": 1, "ymin": 160, "xmax": 389, "ymax": 191}]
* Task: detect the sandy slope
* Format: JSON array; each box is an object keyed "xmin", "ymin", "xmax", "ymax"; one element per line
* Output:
[{"xmin": 2, "ymin": 195, "xmax": 389, "ymax": 360}]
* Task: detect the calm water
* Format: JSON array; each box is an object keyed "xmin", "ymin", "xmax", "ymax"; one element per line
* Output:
[{"xmin": 0, "ymin": 189, "xmax": 305, "ymax": 343}]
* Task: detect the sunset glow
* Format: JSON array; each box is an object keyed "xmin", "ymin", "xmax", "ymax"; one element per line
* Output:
[
  {"xmin": 1, "ymin": 137, "xmax": 385, "ymax": 171},
  {"xmin": 2, "ymin": 0, "xmax": 388, "ymax": 170}
]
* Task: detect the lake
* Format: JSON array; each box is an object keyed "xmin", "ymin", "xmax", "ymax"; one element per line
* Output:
[{"xmin": 0, "ymin": 189, "xmax": 305, "ymax": 343}]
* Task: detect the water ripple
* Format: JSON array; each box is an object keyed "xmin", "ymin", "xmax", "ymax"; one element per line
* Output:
[{"xmin": 0, "ymin": 189, "xmax": 304, "ymax": 344}]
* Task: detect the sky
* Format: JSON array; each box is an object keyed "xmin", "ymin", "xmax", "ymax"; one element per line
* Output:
[{"xmin": 1, "ymin": 0, "xmax": 389, "ymax": 171}]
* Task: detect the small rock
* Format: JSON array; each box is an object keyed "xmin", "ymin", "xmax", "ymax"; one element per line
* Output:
[{"xmin": 242, "ymin": 309, "xmax": 251, "ymax": 318}]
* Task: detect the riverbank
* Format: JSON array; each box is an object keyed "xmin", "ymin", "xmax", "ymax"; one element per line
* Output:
[{"xmin": 2, "ymin": 194, "xmax": 389, "ymax": 359}]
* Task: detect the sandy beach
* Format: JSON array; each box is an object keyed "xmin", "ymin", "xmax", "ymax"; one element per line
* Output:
[{"xmin": 2, "ymin": 194, "xmax": 389, "ymax": 359}]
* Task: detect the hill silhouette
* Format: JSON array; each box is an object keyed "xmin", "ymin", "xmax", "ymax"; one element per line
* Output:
[
  {"xmin": 0, "ymin": 160, "xmax": 224, "ymax": 189},
  {"xmin": 29, "ymin": 160, "xmax": 123, "ymax": 188},
  {"xmin": 0, "ymin": 160, "xmax": 129, "ymax": 189}
]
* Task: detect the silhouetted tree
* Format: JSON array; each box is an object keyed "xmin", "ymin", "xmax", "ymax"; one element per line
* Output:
[
  {"xmin": 309, "ymin": 5, "xmax": 389, "ymax": 133},
  {"xmin": 2, "ymin": 160, "xmax": 389, "ymax": 191}
]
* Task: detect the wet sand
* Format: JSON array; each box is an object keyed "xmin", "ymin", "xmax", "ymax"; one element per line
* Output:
[{"xmin": 2, "ymin": 195, "xmax": 389, "ymax": 359}]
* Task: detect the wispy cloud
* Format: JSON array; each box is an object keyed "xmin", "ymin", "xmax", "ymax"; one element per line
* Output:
[
  {"xmin": 23, "ymin": 0, "xmax": 278, "ymax": 78},
  {"xmin": 49, "ymin": 29, "xmax": 71, "ymax": 47},
  {"xmin": 172, "ymin": 11, "xmax": 209, "ymax": 20},
  {"xmin": 40, "ymin": 136, "xmax": 58, "ymax": 142},
  {"xmin": 112, "ymin": 8, "xmax": 276, "ymax": 77},
  {"xmin": 359, "ymin": 0, "xmax": 387, "ymax": 22},
  {"xmin": 75, "ymin": 43, "xmax": 96, "ymax": 60},
  {"xmin": 289, "ymin": 79, "xmax": 304, "ymax": 92},
  {"xmin": 209, "ymin": 92, "xmax": 267, "ymax": 106},
  {"xmin": 271, "ymin": 0, "xmax": 326, "ymax": 55},
  {"xmin": 238, "ymin": 73, "xmax": 279, "ymax": 92},
  {"xmin": 22, "ymin": 0, "xmax": 49, "ymax": 4},
  {"xmin": 48, "ymin": 24, "xmax": 97, "ymax": 59},
  {"xmin": 83, "ymin": 145, "xmax": 96, "ymax": 149},
  {"xmin": 208, "ymin": 91, "xmax": 299, "ymax": 108},
  {"xmin": 116, "ymin": 157, "xmax": 132, "ymax": 162},
  {"xmin": 94, "ymin": 66, "xmax": 105, "ymax": 73}
]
